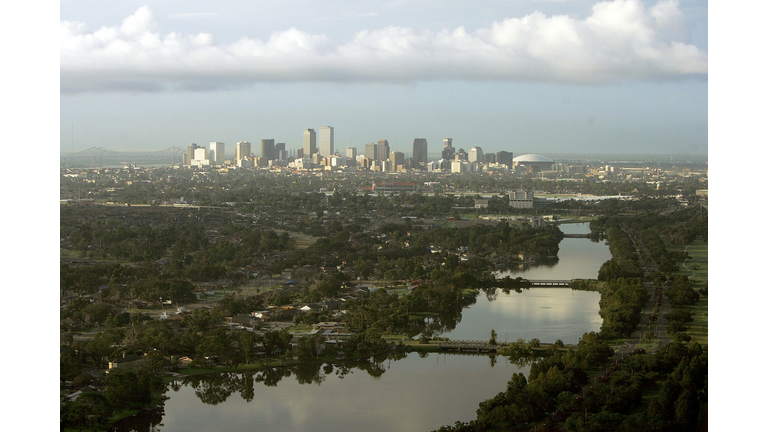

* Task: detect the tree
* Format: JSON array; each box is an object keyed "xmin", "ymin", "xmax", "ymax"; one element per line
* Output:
[
  {"xmin": 489, "ymin": 329, "xmax": 498, "ymax": 346},
  {"xmin": 105, "ymin": 369, "xmax": 153, "ymax": 409},
  {"xmin": 62, "ymin": 392, "xmax": 113, "ymax": 430}
]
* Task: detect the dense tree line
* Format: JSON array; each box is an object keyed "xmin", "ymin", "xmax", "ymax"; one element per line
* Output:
[
  {"xmin": 436, "ymin": 333, "xmax": 613, "ymax": 432},
  {"xmin": 562, "ymin": 342, "xmax": 707, "ymax": 432},
  {"xmin": 597, "ymin": 278, "xmax": 648, "ymax": 339}
]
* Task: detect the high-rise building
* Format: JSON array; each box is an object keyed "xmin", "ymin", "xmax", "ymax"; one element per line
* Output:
[
  {"xmin": 209, "ymin": 142, "xmax": 225, "ymax": 165},
  {"xmin": 469, "ymin": 146, "xmax": 483, "ymax": 163},
  {"xmin": 496, "ymin": 151, "xmax": 514, "ymax": 167},
  {"xmin": 319, "ymin": 126, "xmax": 334, "ymax": 157},
  {"xmin": 376, "ymin": 140, "xmax": 390, "ymax": 162},
  {"xmin": 275, "ymin": 143, "xmax": 286, "ymax": 161},
  {"xmin": 260, "ymin": 139, "xmax": 275, "ymax": 160},
  {"xmin": 365, "ymin": 143, "xmax": 376, "ymax": 160},
  {"xmin": 455, "ymin": 148, "xmax": 468, "ymax": 161},
  {"xmin": 186, "ymin": 143, "xmax": 200, "ymax": 166},
  {"xmin": 235, "ymin": 141, "xmax": 251, "ymax": 161},
  {"xmin": 193, "ymin": 147, "xmax": 207, "ymax": 161},
  {"xmin": 389, "ymin": 151, "xmax": 404, "ymax": 171},
  {"xmin": 442, "ymin": 138, "xmax": 455, "ymax": 160},
  {"xmin": 412, "ymin": 138, "xmax": 428, "ymax": 166},
  {"xmin": 303, "ymin": 129, "xmax": 317, "ymax": 157},
  {"xmin": 346, "ymin": 147, "xmax": 357, "ymax": 166},
  {"xmin": 191, "ymin": 146, "xmax": 210, "ymax": 167}
]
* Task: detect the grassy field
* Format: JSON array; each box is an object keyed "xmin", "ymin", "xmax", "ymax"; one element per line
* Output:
[
  {"xmin": 287, "ymin": 232, "xmax": 319, "ymax": 249},
  {"xmin": 674, "ymin": 238, "xmax": 708, "ymax": 287},
  {"xmin": 684, "ymin": 297, "xmax": 708, "ymax": 346},
  {"xmin": 671, "ymin": 237, "xmax": 708, "ymax": 346}
]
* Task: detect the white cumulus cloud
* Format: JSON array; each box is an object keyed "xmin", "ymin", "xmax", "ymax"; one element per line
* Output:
[{"xmin": 60, "ymin": 0, "xmax": 707, "ymax": 93}]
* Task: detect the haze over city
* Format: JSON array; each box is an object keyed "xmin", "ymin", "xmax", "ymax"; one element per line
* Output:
[{"xmin": 60, "ymin": 0, "xmax": 708, "ymax": 156}]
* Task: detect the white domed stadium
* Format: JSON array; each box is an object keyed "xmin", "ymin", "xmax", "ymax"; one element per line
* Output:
[{"xmin": 512, "ymin": 154, "xmax": 554, "ymax": 173}]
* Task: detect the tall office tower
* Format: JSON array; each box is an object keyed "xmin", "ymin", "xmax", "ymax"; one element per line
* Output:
[
  {"xmin": 389, "ymin": 151, "xmax": 404, "ymax": 171},
  {"xmin": 319, "ymin": 126, "xmax": 334, "ymax": 157},
  {"xmin": 412, "ymin": 138, "xmax": 428, "ymax": 166},
  {"xmin": 275, "ymin": 143, "xmax": 286, "ymax": 161},
  {"xmin": 209, "ymin": 142, "xmax": 225, "ymax": 165},
  {"xmin": 442, "ymin": 138, "xmax": 455, "ymax": 160},
  {"xmin": 260, "ymin": 139, "xmax": 275, "ymax": 160},
  {"xmin": 484, "ymin": 153, "xmax": 496, "ymax": 164},
  {"xmin": 193, "ymin": 146, "xmax": 208, "ymax": 161},
  {"xmin": 346, "ymin": 147, "xmax": 357, "ymax": 165},
  {"xmin": 303, "ymin": 129, "xmax": 317, "ymax": 156},
  {"xmin": 186, "ymin": 143, "xmax": 200, "ymax": 165},
  {"xmin": 496, "ymin": 151, "xmax": 514, "ymax": 167},
  {"xmin": 365, "ymin": 143, "xmax": 377, "ymax": 160},
  {"xmin": 456, "ymin": 148, "xmax": 468, "ymax": 161},
  {"xmin": 469, "ymin": 146, "xmax": 484, "ymax": 163},
  {"xmin": 376, "ymin": 139, "xmax": 390, "ymax": 161},
  {"xmin": 235, "ymin": 141, "xmax": 251, "ymax": 160}
]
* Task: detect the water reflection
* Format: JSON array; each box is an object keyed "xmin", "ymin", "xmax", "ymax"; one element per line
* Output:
[
  {"xmin": 411, "ymin": 223, "xmax": 609, "ymax": 342},
  {"xmin": 119, "ymin": 353, "xmax": 531, "ymax": 432},
  {"xmin": 170, "ymin": 351, "xmax": 410, "ymax": 408},
  {"xmin": 498, "ymin": 223, "xmax": 611, "ymax": 280},
  {"xmin": 428, "ymin": 288, "xmax": 603, "ymax": 343},
  {"xmin": 110, "ymin": 409, "xmax": 164, "ymax": 432}
]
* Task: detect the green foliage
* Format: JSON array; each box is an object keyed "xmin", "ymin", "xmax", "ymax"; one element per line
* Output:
[
  {"xmin": 598, "ymin": 278, "xmax": 647, "ymax": 339},
  {"xmin": 489, "ymin": 329, "xmax": 498, "ymax": 346},
  {"xmin": 666, "ymin": 276, "xmax": 700, "ymax": 307},
  {"xmin": 61, "ymin": 392, "xmax": 113, "ymax": 430},
  {"xmin": 104, "ymin": 369, "xmax": 159, "ymax": 409},
  {"xmin": 341, "ymin": 329, "xmax": 390, "ymax": 355}
]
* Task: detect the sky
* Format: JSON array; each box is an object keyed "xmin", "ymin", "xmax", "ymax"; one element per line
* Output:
[{"xmin": 59, "ymin": 0, "xmax": 709, "ymax": 157}]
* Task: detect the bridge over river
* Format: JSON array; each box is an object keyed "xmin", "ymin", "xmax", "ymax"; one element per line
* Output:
[
  {"xmin": 61, "ymin": 146, "xmax": 185, "ymax": 167},
  {"xmin": 527, "ymin": 279, "xmax": 572, "ymax": 287},
  {"xmin": 439, "ymin": 340, "xmax": 509, "ymax": 353}
]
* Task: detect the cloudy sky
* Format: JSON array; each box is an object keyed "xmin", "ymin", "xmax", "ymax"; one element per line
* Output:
[{"xmin": 60, "ymin": 0, "xmax": 709, "ymax": 156}]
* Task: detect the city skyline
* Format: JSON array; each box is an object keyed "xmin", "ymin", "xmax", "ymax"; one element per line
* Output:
[{"xmin": 60, "ymin": 1, "xmax": 708, "ymax": 155}]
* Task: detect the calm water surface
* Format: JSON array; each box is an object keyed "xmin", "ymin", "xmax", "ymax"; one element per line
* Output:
[
  {"xmin": 432, "ymin": 288, "xmax": 603, "ymax": 344},
  {"xmin": 139, "ymin": 353, "xmax": 530, "ymax": 432},
  {"xmin": 499, "ymin": 222, "xmax": 611, "ymax": 280},
  {"xmin": 423, "ymin": 223, "xmax": 609, "ymax": 343}
]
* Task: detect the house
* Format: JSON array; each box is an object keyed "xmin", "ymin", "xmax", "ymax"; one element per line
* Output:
[
  {"xmin": 313, "ymin": 322, "xmax": 346, "ymax": 331},
  {"xmin": 252, "ymin": 310, "xmax": 275, "ymax": 320},
  {"xmin": 298, "ymin": 304, "xmax": 323, "ymax": 313},
  {"xmin": 107, "ymin": 353, "xmax": 144, "ymax": 371},
  {"xmin": 321, "ymin": 300, "xmax": 341, "ymax": 310},
  {"xmin": 61, "ymin": 317, "xmax": 84, "ymax": 331},
  {"xmin": 177, "ymin": 356, "xmax": 193, "ymax": 367},
  {"xmin": 230, "ymin": 314, "xmax": 262, "ymax": 328}
]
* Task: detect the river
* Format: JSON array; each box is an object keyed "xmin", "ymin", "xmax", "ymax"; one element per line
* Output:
[
  {"xmin": 121, "ymin": 353, "xmax": 531, "ymax": 432},
  {"xmin": 417, "ymin": 222, "xmax": 610, "ymax": 344},
  {"xmin": 116, "ymin": 223, "xmax": 609, "ymax": 432}
]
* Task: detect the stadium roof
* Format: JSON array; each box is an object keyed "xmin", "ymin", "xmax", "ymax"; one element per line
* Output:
[{"xmin": 513, "ymin": 154, "xmax": 554, "ymax": 163}]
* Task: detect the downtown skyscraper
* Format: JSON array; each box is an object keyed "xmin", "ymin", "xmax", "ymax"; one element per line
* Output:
[
  {"xmin": 209, "ymin": 142, "xmax": 225, "ymax": 165},
  {"xmin": 319, "ymin": 126, "xmax": 334, "ymax": 157},
  {"xmin": 235, "ymin": 141, "xmax": 251, "ymax": 160},
  {"xmin": 303, "ymin": 129, "xmax": 316, "ymax": 157},
  {"xmin": 412, "ymin": 138, "xmax": 428, "ymax": 166}
]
